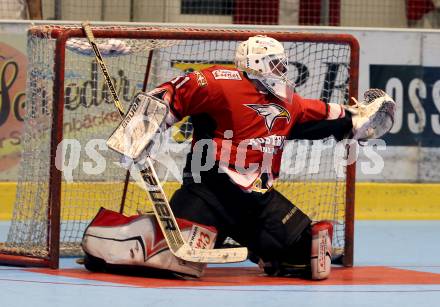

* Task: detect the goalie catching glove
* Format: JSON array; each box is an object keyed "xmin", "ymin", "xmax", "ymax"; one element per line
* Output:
[
  {"xmin": 345, "ymin": 89, "xmax": 396, "ymax": 141},
  {"xmin": 81, "ymin": 208, "xmax": 217, "ymax": 278}
]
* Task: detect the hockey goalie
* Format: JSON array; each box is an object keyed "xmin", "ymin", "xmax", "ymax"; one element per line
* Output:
[{"xmin": 82, "ymin": 35, "xmax": 395, "ymax": 280}]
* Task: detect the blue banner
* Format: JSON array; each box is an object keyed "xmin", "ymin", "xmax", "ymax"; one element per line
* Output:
[{"xmin": 370, "ymin": 65, "xmax": 440, "ymax": 147}]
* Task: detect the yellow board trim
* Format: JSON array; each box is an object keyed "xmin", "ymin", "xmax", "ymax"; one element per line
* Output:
[
  {"xmin": 1, "ymin": 182, "xmax": 440, "ymax": 220},
  {"xmin": 355, "ymin": 183, "xmax": 440, "ymax": 220},
  {"xmin": 0, "ymin": 182, "xmax": 16, "ymax": 220}
]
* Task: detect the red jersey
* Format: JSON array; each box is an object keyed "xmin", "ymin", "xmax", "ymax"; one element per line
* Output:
[{"xmin": 153, "ymin": 65, "xmax": 340, "ymax": 191}]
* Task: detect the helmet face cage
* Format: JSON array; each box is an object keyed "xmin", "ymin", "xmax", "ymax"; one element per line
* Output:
[{"xmin": 263, "ymin": 54, "xmax": 289, "ymax": 81}]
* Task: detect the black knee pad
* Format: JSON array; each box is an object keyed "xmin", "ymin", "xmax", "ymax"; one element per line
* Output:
[
  {"xmin": 250, "ymin": 191, "xmax": 312, "ymax": 262},
  {"xmin": 170, "ymin": 183, "xmax": 233, "ymax": 246},
  {"xmin": 170, "ymin": 184, "xmax": 221, "ymax": 229}
]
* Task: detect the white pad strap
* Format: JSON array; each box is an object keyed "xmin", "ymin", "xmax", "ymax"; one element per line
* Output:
[{"xmin": 106, "ymin": 92, "xmax": 169, "ymax": 159}]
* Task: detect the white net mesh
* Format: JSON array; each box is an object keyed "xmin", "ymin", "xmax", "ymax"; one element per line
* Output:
[{"xmin": 0, "ymin": 25, "xmax": 355, "ymax": 263}]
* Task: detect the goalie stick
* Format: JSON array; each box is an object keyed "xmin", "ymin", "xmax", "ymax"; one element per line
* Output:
[{"xmin": 81, "ymin": 21, "xmax": 248, "ymax": 263}]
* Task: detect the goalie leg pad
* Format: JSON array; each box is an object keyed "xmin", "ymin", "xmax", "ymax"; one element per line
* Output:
[
  {"xmin": 310, "ymin": 221, "xmax": 333, "ymax": 280},
  {"xmin": 82, "ymin": 208, "xmax": 217, "ymax": 277},
  {"xmin": 106, "ymin": 92, "xmax": 169, "ymax": 159}
]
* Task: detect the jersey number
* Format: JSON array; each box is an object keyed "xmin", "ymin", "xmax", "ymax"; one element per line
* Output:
[{"xmin": 171, "ymin": 76, "xmax": 190, "ymax": 89}]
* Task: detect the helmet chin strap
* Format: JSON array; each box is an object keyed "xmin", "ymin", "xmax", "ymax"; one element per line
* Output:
[
  {"xmin": 262, "ymin": 77, "xmax": 288, "ymax": 99},
  {"xmin": 246, "ymin": 72, "xmax": 293, "ymax": 103},
  {"xmin": 249, "ymin": 78, "xmax": 268, "ymax": 94}
]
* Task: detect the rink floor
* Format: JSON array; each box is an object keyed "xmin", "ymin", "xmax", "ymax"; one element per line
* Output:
[{"xmin": 0, "ymin": 221, "xmax": 440, "ymax": 307}]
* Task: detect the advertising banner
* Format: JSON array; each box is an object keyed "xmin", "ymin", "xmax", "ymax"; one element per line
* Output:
[{"xmin": 0, "ymin": 27, "xmax": 27, "ymax": 180}]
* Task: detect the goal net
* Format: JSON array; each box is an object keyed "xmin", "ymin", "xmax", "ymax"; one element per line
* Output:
[{"xmin": 0, "ymin": 25, "xmax": 358, "ymax": 268}]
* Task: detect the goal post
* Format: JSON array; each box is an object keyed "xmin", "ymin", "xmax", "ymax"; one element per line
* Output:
[{"xmin": 0, "ymin": 25, "xmax": 358, "ymax": 269}]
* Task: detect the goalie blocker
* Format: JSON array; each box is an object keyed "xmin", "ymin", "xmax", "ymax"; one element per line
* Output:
[
  {"xmin": 82, "ymin": 208, "xmax": 217, "ymax": 278},
  {"xmin": 106, "ymin": 92, "xmax": 169, "ymax": 160}
]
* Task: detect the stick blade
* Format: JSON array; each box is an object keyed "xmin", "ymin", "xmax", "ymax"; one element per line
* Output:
[{"xmin": 174, "ymin": 246, "xmax": 248, "ymax": 264}]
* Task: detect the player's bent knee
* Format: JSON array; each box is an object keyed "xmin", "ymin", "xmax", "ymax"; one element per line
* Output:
[
  {"xmin": 310, "ymin": 221, "xmax": 333, "ymax": 280},
  {"xmin": 82, "ymin": 207, "xmax": 217, "ymax": 278}
]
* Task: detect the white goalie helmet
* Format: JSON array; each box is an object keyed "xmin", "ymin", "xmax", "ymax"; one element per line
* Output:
[{"xmin": 235, "ymin": 35, "xmax": 293, "ymax": 102}]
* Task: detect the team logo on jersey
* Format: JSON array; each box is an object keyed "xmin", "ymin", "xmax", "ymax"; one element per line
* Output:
[
  {"xmin": 212, "ymin": 69, "xmax": 242, "ymax": 80},
  {"xmin": 193, "ymin": 71, "xmax": 208, "ymax": 87},
  {"xmin": 245, "ymin": 103, "xmax": 291, "ymax": 131}
]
